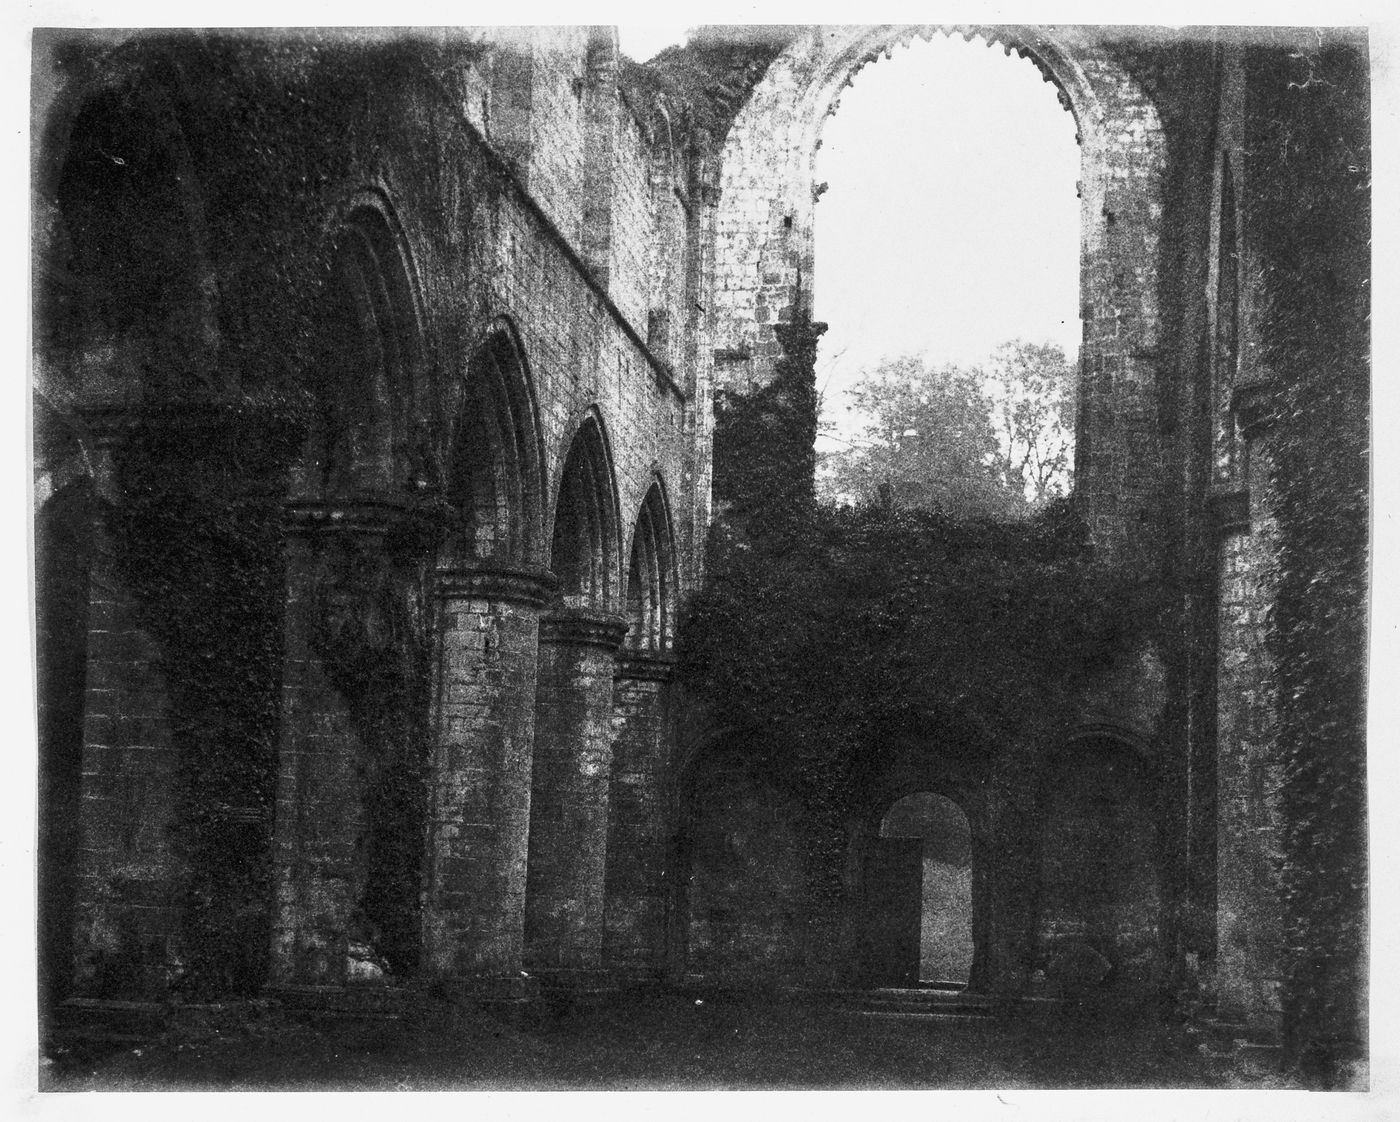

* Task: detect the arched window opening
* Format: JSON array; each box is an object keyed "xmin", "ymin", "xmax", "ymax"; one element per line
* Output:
[
  {"xmin": 447, "ymin": 393, "xmax": 509, "ymax": 560},
  {"xmin": 548, "ymin": 418, "xmax": 618, "ymax": 611},
  {"xmin": 624, "ymin": 483, "xmax": 673, "ymax": 651},
  {"xmin": 53, "ymin": 85, "xmax": 209, "ymax": 394},
  {"xmin": 814, "ymin": 33, "xmax": 1081, "ymax": 514},
  {"xmin": 317, "ymin": 207, "xmax": 418, "ymax": 496},
  {"xmin": 444, "ymin": 322, "xmax": 542, "ymax": 567},
  {"xmin": 872, "ymin": 791, "xmax": 974, "ymax": 987}
]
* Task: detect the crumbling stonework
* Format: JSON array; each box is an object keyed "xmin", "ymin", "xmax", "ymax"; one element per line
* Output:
[{"xmin": 33, "ymin": 24, "xmax": 1367, "ymax": 1076}]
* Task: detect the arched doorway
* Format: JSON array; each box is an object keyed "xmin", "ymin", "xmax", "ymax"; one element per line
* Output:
[{"xmin": 863, "ymin": 791, "xmax": 973, "ymax": 987}]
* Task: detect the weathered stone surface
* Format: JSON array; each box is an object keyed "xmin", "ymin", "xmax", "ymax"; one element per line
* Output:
[{"xmin": 32, "ymin": 27, "xmax": 1364, "ymax": 1065}]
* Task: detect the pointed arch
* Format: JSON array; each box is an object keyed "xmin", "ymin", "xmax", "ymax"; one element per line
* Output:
[
  {"xmin": 47, "ymin": 70, "xmax": 218, "ymax": 399},
  {"xmin": 714, "ymin": 26, "xmax": 1166, "ymax": 552},
  {"xmin": 547, "ymin": 410, "xmax": 622, "ymax": 612},
  {"xmin": 312, "ymin": 196, "xmax": 426, "ymax": 497},
  {"xmin": 445, "ymin": 316, "xmax": 547, "ymax": 567},
  {"xmin": 624, "ymin": 478, "xmax": 677, "ymax": 652}
]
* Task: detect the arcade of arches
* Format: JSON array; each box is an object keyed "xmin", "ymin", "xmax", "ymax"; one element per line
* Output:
[{"xmin": 33, "ymin": 25, "xmax": 1367, "ymax": 1073}]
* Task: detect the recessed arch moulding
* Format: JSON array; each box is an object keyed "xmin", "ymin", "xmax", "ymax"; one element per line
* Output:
[{"xmin": 712, "ymin": 25, "xmax": 1167, "ymax": 555}]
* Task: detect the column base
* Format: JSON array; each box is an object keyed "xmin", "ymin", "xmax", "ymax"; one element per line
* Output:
[
  {"xmin": 437, "ymin": 972, "xmax": 543, "ymax": 1021},
  {"xmin": 264, "ymin": 983, "xmax": 414, "ymax": 1022},
  {"xmin": 528, "ymin": 967, "xmax": 622, "ymax": 1013}
]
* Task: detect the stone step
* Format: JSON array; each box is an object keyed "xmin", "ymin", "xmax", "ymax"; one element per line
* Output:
[
  {"xmin": 823, "ymin": 987, "xmax": 997, "ymax": 1016},
  {"xmin": 530, "ymin": 968, "xmax": 621, "ymax": 1013},
  {"xmin": 54, "ymin": 998, "xmax": 171, "ymax": 1038},
  {"xmin": 847, "ymin": 1009, "xmax": 994, "ymax": 1024},
  {"xmin": 268, "ymin": 984, "xmax": 413, "ymax": 1020}
]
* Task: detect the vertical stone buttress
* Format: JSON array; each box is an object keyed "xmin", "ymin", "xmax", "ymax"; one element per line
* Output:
[
  {"xmin": 1213, "ymin": 393, "xmax": 1283, "ymax": 1036},
  {"xmin": 1074, "ymin": 46, "xmax": 1169, "ymax": 562},
  {"xmin": 603, "ymin": 651, "xmax": 675, "ymax": 975},
  {"xmin": 525, "ymin": 610, "xmax": 629, "ymax": 968},
  {"xmin": 1207, "ymin": 65, "xmax": 1283, "ymax": 1034},
  {"xmin": 685, "ymin": 127, "xmax": 720, "ymax": 595},
  {"xmin": 580, "ymin": 27, "xmax": 619, "ymax": 290},
  {"xmin": 422, "ymin": 567, "xmax": 554, "ymax": 979},
  {"xmin": 71, "ymin": 430, "xmax": 183, "ymax": 996}
]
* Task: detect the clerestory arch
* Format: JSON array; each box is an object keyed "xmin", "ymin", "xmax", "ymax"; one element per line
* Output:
[
  {"xmin": 623, "ymin": 479, "xmax": 677, "ymax": 652},
  {"xmin": 445, "ymin": 315, "xmax": 547, "ymax": 568},
  {"xmin": 46, "ymin": 68, "xmax": 219, "ymax": 405},
  {"xmin": 546, "ymin": 409, "xmax": 623, "ymax": 612},
  {"xmin": 314, "ymin": 196, "xmax": 426, "ymax": 497}
]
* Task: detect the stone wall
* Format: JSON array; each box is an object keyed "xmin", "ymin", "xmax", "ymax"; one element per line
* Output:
[
  {"xmin": 72, "ymin": 510, "xmax": 184, "ymax": 996},
  {"xmin": 1213, "ymin": 444, "xmax": 1282, "ymax": 1030},
  {"xmin": 603, "ymin": 656, "xmax": 673, "ymax": 972},
  {"xmin": 31, "ymin": 27, "xmax": 1363, "ymax": 1050},
  {"xmin": 683, "ymin": 751, "xmax": 810, "ymax": 982},
  {"xmin": 35, "ymin": 28, "xmax": 694, "ymax": 998}
]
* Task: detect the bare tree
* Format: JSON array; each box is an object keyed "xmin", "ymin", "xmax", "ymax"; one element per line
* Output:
[
  {"xmin": 819, "ymin": 342, "xmax": 1075, "ymax": 515},
  {"xmin": 984, "ymin": 340, "xmax": 1076, "ymax": 504}
]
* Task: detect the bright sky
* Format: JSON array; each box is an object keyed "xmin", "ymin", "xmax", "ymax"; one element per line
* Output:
[
  {"xmin": 619, "ymin": 28, "xmax": 1083, "ymax": 451},
  {"xmin": 814, "ymin": 33, "xmax": 1082, "ymax": 446},
  {"xmin": 618, "ymin": 25, "xmax": 691, "ymax": 63}
]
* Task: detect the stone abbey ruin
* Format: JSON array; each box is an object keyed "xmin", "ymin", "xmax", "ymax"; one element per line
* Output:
[{"xmin": 33, "ymin": 25, "xmax": 1368, "ymax": 1082}]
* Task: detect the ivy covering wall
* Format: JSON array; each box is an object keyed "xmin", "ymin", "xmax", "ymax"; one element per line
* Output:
[
  {"xmin": 681, "ymin": 309, "xmax": 1144, "ymax": 984},
  {"xmin": 1246, "ymin": 31, "xmax": 1369, "ymax": 1085},
  {"xmin": 39, "ymin": 33, "xmax": 491, "ymax": 995}
]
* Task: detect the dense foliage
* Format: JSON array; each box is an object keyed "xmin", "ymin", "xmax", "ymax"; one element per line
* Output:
[
  {"xmin": 1247, "ymin": 32, "xmax": 1369, "ymax": 1085},
  {"xmin": 41, "ymin": 32, "xmax": 491, "ymax": 994},
  {"xmin": 820, "ymin": 342, "xmax": 1074, "ymax": 515},
  {"xmin": 686, "ymin": 311, "xmax": 1135, "ymax": 915}
]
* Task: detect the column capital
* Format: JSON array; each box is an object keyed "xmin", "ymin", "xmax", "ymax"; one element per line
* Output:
[
  {"xmin": 1231, "ymin": 382, "xmax": 1276, "ymax": 442},
  {"xmin": 283, "ymin": 496, "xmax": 418, "ymax": 535},
  {"xmin": 1208, "ymin": 486, "xmax": 1251, "ymax": 537},
  {"xmin": 614, "ymin": 649, "xmax": 676, "ymax": 682},
  {"xmin": 539, "ymin": 609, "xmax": 628, "ymax": 651},
  {"xmin": 435, "ymin": 564, "xmax": 558, "ymax": 608}
]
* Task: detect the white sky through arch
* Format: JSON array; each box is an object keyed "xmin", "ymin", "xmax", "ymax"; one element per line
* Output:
[
  {"xmin": 616, "ymin": 28, "xmax": 1085, "ymax": 453},
  {"xmin": 813, "ymin": 32, "xmax": 1082, "ymax": 449}
]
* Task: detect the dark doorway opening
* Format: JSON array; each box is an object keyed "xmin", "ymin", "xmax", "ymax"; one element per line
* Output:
[{"xmin": 861, "ymin": 791, "xmax": 974, "ymax": 987}]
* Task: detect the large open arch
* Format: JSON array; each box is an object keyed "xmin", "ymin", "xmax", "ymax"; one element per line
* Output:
[
  {"xmin": 525, "ymin": 409, "xmax": 628, "ymax": 968},
  {"xmin": 713, "ymin": 25, "xmax": 1167, "ymax": 552},
  {"xmin": 39, "ymin": 67, "xmax": 238, "ymax": 1000},
  {"xmin": 274, "ymin": 190, "xmax": 438, "ymax": 985}
]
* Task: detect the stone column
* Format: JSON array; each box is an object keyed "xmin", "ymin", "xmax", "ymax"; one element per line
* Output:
[
  {"xmin": 525, "ymin": 609, "xmax": 628, "ymax": 969},
  {"xmin": 422, "ymin": 566, "xmax": 554, "ymax": 979},
  {"xmin": 603, "ymin": 651, "xmax": 674, "ymax": 977},
  {"xmin": 70, "ymin": 426, "xmax": 184, "ymax": 998},
  {"xmin": 268, "ymin": 503, "xmax": 376, "ymax": 987}
]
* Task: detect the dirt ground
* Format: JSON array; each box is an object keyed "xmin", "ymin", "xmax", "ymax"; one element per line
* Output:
[{"xmin": 40, "ymin": 991, "xmax": 1305, "ymax": 1092}]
